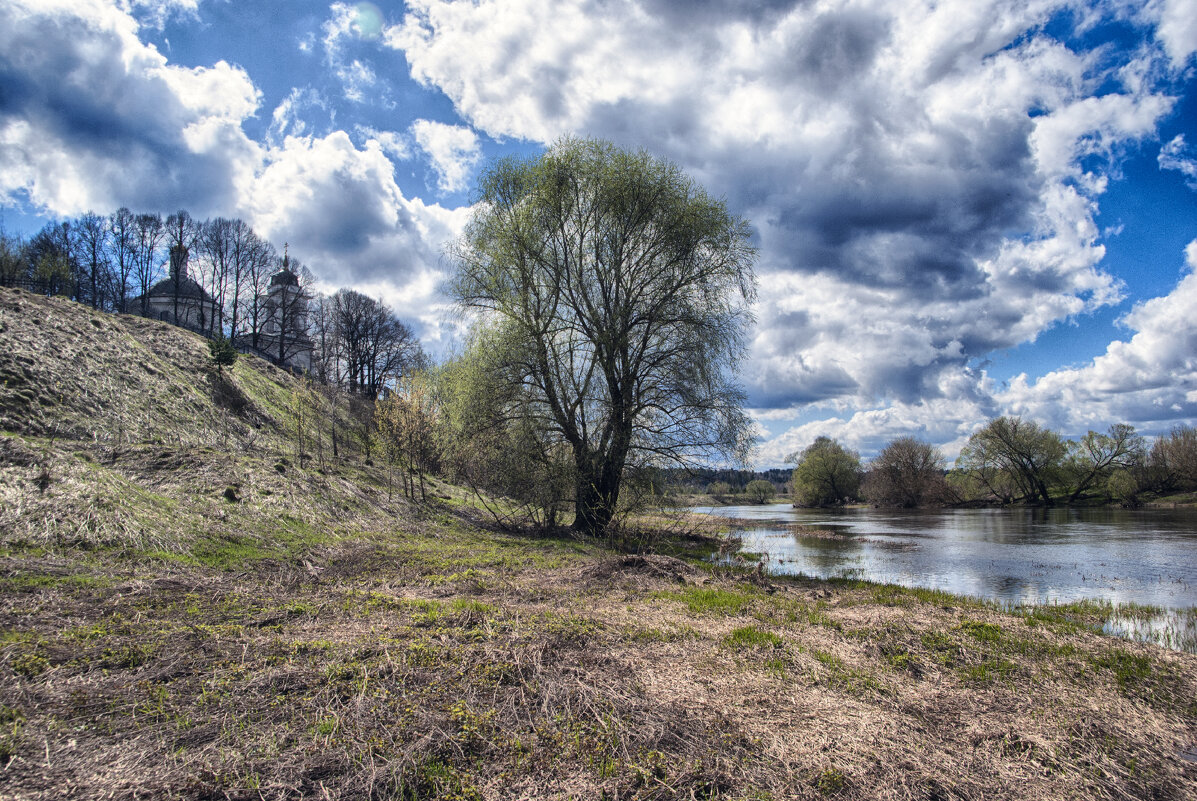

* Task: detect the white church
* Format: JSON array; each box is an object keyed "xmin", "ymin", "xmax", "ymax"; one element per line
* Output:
[{"xmin": 135, "ymin": 244, "xmax": 313, "ymax": 373}]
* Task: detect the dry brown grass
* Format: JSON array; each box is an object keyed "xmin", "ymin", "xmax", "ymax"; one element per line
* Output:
[{"xmin": 1, "ymin": 289, "xmax": 1195, "ymax": 799}]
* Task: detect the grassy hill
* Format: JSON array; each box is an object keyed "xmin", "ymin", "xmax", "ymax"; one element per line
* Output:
[{"xmin": 1, "ymin": 287, "xmax": 1195, "ymax": 800}]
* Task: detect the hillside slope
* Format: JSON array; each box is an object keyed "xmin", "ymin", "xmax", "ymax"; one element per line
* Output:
[
  {"xmin": 1, "ymin": 288, "xmax": 1195, "ymax": 801},
  {"xmin": 0, "ymin": 287, "xmax": 390, "ymax": 552}
]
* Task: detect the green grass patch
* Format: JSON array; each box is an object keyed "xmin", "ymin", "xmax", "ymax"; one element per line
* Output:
[
  {"xmin": 960, "ymin": 657, "xmax": 1018, "ymax": 683},
  {"xmin": 809, "ymin": 649, "xmax": 882, "ymax": 694},
  {"xmin": 960, "ymin": 620, "xmax": 1003, "ymax": 643},
  {"xmin": 1090, "ymin": 648, "xmax": 1153, "ymax": 693},
  {"xmin": 722, "ymin": 625, "xmax": 784, "ymax": 650},
  {"xmin": 657, "ymin": 585, "xmax": 759, "ymax": 616}
]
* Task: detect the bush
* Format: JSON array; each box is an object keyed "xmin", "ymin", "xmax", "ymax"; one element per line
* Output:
[
  {"xmin": 706, "ymin": 481, "xmax": 733, "ymax": 502},
  {"xmin": 744, "ymin": 479, "xmax": 776, "ymax": 504}
]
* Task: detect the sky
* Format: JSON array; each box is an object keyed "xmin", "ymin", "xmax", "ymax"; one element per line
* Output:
[{"xmin": 2, "ymin": 0, "xmax": 1196, "ymax": 467}]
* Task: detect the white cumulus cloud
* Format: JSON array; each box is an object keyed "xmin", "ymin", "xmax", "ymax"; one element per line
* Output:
[{"xmin": 410, "ymin": 119, "xmax": 480, "ymax": 194}]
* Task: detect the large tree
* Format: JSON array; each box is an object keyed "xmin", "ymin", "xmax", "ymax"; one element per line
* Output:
[
  {"xmin": 788, "ymin": 437, "xmax": 862, "ymax": 507},
  {"xmin": 861, "ymin": 436, "xmax": 948, "ymax": 508},
  {"xmin": 956, "ymin": 416, "xmax": 1065, "ymax": 506},
  {"xmin": 449, "ymin": 137, "xmax": 757, "ymax": 535},
  {"xmin": 1061, "ymin": 424, "xmax": 1144, "ymax": 503}
]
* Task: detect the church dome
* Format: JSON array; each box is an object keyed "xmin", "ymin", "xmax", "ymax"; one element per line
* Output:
[{"xmin": 270, "ymin": 267, "xmax": 299, "ymax": 287}]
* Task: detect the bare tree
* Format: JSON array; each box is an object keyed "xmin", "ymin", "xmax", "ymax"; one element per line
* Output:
[
  {"xmin": 108, "ymin": 208, "xmax": 136, "ymax": 313},
  {"xmin": 1149, "ymin": 425, "xmax": 1197, "ymax": 492},
  {"xmin": 240, "ymin": 237, "xmax": 276, "ymax": 350},
  {"xmin": 73, "ymin": 212, "xmax": 111, "ymax": 309},
  {"xmin": 133, "ymin": 212, "xmax": 164, "ymax": 315},
  {"xmin": 224, "ymin": 219, "xmax": 262, "ymax": 340},
  {"xmin": 330, "ymin": 289, "xmax": 421, "ymax": 396},
  {"xmin": 308, "ymin": 293, "xmax": 339, "ymax": 384},
  {"xmin": 164, "ymin": 209, "xmax": 201, "ymax": 326},
  {"xmin": 862, "ymin": 436, "xmax": 948, "ymax": 508},
  {"xmin": 198, "ymin": 217, "xmax": 237, "ymax": 335}
]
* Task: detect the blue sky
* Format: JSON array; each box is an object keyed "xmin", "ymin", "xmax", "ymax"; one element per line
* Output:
[{"xmin": 2, "ymin": 0, "xmax": 1196, "ymax": 466}]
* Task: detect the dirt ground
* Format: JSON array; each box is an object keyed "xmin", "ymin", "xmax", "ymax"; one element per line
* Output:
[
  {"xmin": 2, "ymin": 509, "xmax": 1195, "ymax": 800},
  {"xmin": 1, "ymin": 287, "xmax": 1195, "ymax": 799}
]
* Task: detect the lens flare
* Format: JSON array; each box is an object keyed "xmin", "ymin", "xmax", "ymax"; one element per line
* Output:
[{"xmin": 353, "ymin": 2, "xmax": 384, "ymax": 39}]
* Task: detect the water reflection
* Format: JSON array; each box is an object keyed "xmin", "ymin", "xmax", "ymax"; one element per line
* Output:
[{"xmin": 695, "ymin": 503, "xmax": 1197, "ymax": 651}]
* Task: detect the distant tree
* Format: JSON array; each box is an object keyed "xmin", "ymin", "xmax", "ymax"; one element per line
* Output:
[
  {"xmin": 132, "ymin": 212, "xmax": 164, "ymax": 315},
  {"xmin": 1106, "ymin": 468, "xmax": 1141, "ymax": 506},
  {"xmin": 207, "ymin": 334, "xmax": 238, "ymax": 376},
  {"xmin": 706, "ymin": 481, "xmax": 733, "ymax": 501},
  {"xmin": 1060, "ymin": 424, "xmax": 1144, "ymax": 503},
  {"xmin": 28, "ymin": 221, "xmax": 76, "ymax": 297},
  {"xmin": 449, "ymin": 137, "xmax": 757, "ymax": 535},
  {"xmin": 0, "ymin": 229, "xmax": 26, "ymax": 286},
  {"xmin": 1149, "ymin": 425, "xmax": 1197, "ymax": 493},
  {"xmin": 862, "ymin": 436, "xmax": 948, "ymax": 508},
  {"xmin": 788, "ymin": 437, "xmax": 861, "ymax": 507},
  {"xmin": 744, "ymin": 479, "xmax": 776, "ymax": 504},
  {"xmin": 956, "ymin": 417, "xmax": 1065, "ymax": 506},
  {"xmin": 73, "ymin": 211, "xmax": 111, "ymax": 309},
  {"xmin": 108, "ymin": 208, "xmax": 136, "ymax": 313}
]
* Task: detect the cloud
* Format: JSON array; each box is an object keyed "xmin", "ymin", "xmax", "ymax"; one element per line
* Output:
[
  {"xmin": 1149, "ymin": 0, "xmax": 1197, "ymax": 67},
  {"xmin": 754, "ymin": 240, "xmax": 1197, "ymax": 466},
  {"xmin": 1159, "ymin": 134, "xmax": 1197, "ymax": 189},
  {"xmin": 410, "ymin": 119, "xmax": 480, "ymax": 194},
  {"xmin": 387, "ymin": 1, "xmax": 1176, "ymax": 416},
  {"xmin": 0, "ymin": 0, "xmax": 260, "ymax": 216},
  {"xmin": 355, "ymin": 125, "xmax": 411, "ymax": 161},
  {"xmin": 323, "ymin": 2, "xmax": 386, "ymax": 103},
  {"xmin": 119, "ymin": 0, "xmax": 200, "ymax": 30},
  {"xmin": 996, "ymin": 240, "xmax": 1197, "ymax": 431},
  {"xmin": 0, "ymin": 0, "xmax": 465, "ymax": 349}
]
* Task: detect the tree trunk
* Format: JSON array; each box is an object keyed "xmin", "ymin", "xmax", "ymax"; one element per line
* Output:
[{"xmin": 571, "ymin": 442, "xmax": 628, "ymax": 536}]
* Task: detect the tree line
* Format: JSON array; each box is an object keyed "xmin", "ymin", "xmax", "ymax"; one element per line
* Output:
[
  {"xmin": 1, "ymin": 210, "xmax": 424, "ymax": 399},
  {"xmin": 788, "ymin": 420, "xmax": 1197, "ymax": 508}
]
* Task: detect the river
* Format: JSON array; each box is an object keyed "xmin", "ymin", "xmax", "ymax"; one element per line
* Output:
[{"xmin": 694, "ymin": 503, "xmax": 1197, "ymax": 652}]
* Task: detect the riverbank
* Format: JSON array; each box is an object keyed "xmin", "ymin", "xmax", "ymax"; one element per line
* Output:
[
  {"xmin": 1, "ymin": 290, "xmax": 1194, "ymax": 799},
  {"xmin": 3, "ymin": 493, "xmax": 1195, "ymax": 799}
]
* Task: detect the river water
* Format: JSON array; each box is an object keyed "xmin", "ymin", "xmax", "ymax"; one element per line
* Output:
[{"xmin": 694, "ymin": 503, "xmax": 1197, "ymax": 651}]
